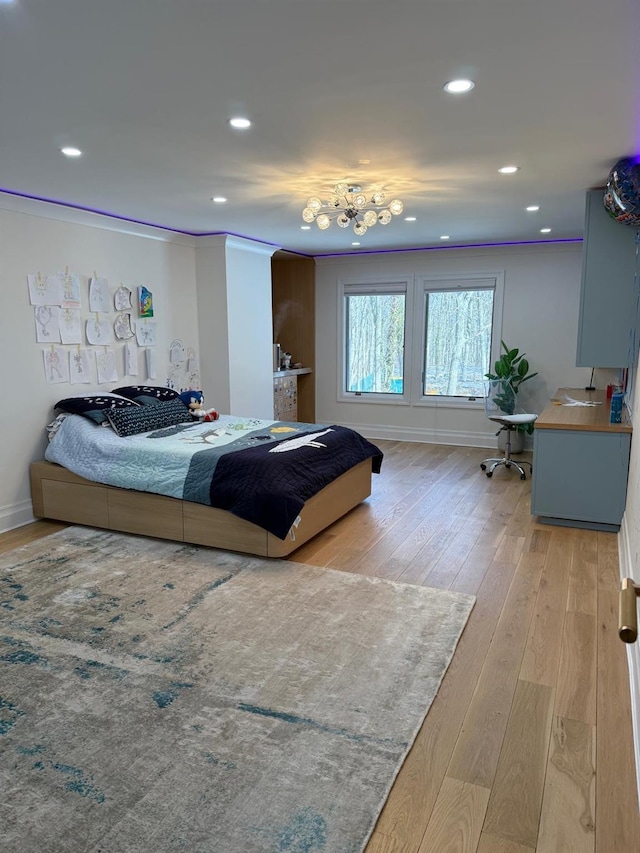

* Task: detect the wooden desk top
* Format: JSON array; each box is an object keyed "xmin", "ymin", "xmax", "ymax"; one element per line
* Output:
[{"xmin": 535, "ymin": 388, "xmax": 632, "ymax": 433}]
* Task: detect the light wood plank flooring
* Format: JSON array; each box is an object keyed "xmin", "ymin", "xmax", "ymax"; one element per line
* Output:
[{"xmin": 4, "ymin": 440, "xmax": 640, "ymax": 852}]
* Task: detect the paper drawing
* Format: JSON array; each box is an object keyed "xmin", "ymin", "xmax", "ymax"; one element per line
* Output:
[
  {"xmin": 135, "ymin": 319, "xmax": 157, "ymax": 346},
  {"xmin": 69, "ymin": 348, "xmax": 92, "ymax": 384},
  {"xmin": 59, "ymin": 307, "xmax": 82, "ymax": 344},
  {"xmin": 59, "ymin": 270, "xmax": 81, "ymax": 306},
  {"xmin": 114, "ymin": 312, "xmax": 134, "ymax": 340},
  {"xmin": 89, "ymin": 277, "xmax": 110, "ymax": 313},
  {"xmin": 114, "ymin": 285, "xmax": 132, "ymax": 311},
  {"xmin": 124, "ymin": 341, "xmax": 138, "ymax": 376},
  {"xmin": 146, "ymin": 347, "xmax": 157, "ymax": 380},
  {"xmin": 96, "ymin": 348, "xmax": 118, "ymax": 384},
  {"xmin": 170, "ymin": 339, "xmax": 185, "ymax": 363},
  {"xmin": 43, "ymin": 346, "xmax": 70, "ymax": 384},
  {"xmin": 138, "ymin": 285, "xmax": 154, "ymax": 318},
  {"xmin": 35, "ymin": 305, "xmax": 61, "ymax": 343},
  {"xmin": 28, "ymin": 273, "xmax": 62, "ymax": 306},
  {"xmin": 86, "ymin": 317, "xmax": 111, "ymax": 345}
]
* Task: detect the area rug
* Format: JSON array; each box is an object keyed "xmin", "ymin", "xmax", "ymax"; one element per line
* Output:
[{"xmin": 0, "ymin": 527, "xmax": 474, "ymax": 853}]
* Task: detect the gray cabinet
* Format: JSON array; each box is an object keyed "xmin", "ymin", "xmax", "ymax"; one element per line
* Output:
[
  {"xmin": 531, "ymin": 428, "xmax": 631, "ymax": 530},
  {"xmin": 531, "ymin": 388, "xmax": 632, "ymax": 531},
  {"xmin": 576, "ymin": 189, "xmax": 638, "ymax": 368}
]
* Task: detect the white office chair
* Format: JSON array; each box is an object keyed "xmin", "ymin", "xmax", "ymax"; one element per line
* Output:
[{"xmin": 480, "ymin": 379, "xmax": 538, "ymax": 480}]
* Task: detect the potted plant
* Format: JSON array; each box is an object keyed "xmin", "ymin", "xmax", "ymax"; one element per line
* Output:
[{"xmin": 485, "ymin": 341, "xmax": 538, "ymax": 451}]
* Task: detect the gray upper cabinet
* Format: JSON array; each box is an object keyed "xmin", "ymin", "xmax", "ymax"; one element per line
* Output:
[{"xmin": 576, "ymin": 189, "xmax": 638, "ymax": 368}]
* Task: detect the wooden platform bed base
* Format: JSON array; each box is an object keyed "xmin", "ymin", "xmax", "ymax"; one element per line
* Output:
[{"xmin": 30, "ymin": 459, "xmax": 373, "ymax": 558}]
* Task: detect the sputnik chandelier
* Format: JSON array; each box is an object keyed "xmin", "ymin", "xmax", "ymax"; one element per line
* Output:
[{"xmin": 302, "ymin": 183, "xmax": 404, "ymax": 236}]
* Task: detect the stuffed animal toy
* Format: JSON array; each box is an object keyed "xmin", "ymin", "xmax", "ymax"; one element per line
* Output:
[{"xmin": 179, "ymin": 390, "xmax": 219, "ymax": 422}]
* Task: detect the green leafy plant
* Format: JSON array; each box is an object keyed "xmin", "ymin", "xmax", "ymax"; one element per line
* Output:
[{"xmin": 485, "ymin": 341, "xmax": 538, "ymax": 433}]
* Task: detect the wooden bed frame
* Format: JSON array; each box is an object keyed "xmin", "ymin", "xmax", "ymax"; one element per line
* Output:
[{"xmin": 30, "ymin": 459, "xmax": 373, "ymax": 558}]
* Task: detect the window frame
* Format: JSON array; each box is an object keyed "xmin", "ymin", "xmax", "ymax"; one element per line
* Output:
[
  {"xmin": 337, "ymin": 277, "xmax": 412, "ymax": 405},
  {"xmin": 336, "ymin": 271, "xmax": 504, "ymax": 408},
  {"xmin": 411, "ymin": 272, "xmax": 504, "ymax": 409}
]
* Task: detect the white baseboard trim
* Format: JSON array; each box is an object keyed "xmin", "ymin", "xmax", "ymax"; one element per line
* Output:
[
  {"xmin": 0, "ymin": 500, "xmax": 36, "ymax": 535},
  {"xmin": 327, "ymin": 421, "xmax": 533, "ymax": 450},
  {"xmin": 618, "ymin": 514, "xmax": 640, "ymax": 810}
]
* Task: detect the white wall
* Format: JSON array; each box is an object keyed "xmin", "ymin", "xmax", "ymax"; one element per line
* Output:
[
  {"xmin": 224, "ymin": 238, "xmax": 276, "ymax": 419},
  {"xmin": 194, "ymin": 236, "xmax": 232, "ymax": 411},
  {"xmin": 194, "ymin": 236, "xmax": 275, "ymax": 419},
  {"xmin": 618, "ymin": 364, "xmax": 640, "ymax": 804},
  {"xmin": 0, "ymin": 199, "xmax": 200, "ymax": 532},
  {"xmin": 315, "ymin": 242, "xmax": 591, "ymax": 444}
]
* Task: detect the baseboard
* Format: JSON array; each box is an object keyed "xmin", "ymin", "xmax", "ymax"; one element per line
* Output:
[
  {"xmin": 0, "ymin": 500, "xmax": 36, "ymax": 534},
  {"xmin": 618, "ymin": 514, "xmax": 640, "ymax": 809},
  {"xmin": 331, "ymin": 421, "xmax": 534, "ymax": 450}
]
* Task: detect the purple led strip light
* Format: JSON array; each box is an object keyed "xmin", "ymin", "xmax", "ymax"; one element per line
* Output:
[{"xmin": 0, "ymin": 186, "xmax": 582, "ymax": 258}]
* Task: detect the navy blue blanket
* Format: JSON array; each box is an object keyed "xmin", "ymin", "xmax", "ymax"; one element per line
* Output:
[{"xmin": 207, "ymin": 425, "xmax": 383, "ymax": 539}]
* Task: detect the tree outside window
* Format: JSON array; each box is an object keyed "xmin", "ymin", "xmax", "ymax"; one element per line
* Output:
[
  {"xmin": 345, "ymin": 292, "xmax": 406, "ymax": 394},
  {"xmin": 423, "ymin": 288, "xmax": 494, "ymax": 397}
]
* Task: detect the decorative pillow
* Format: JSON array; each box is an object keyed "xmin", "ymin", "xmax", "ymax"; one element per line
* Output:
[
  {"xmin": 54, "ymin": 393, "xmax": 140, "ymax": 425},
  {"xmin": 113, "ymin": 385, "xmax": 181, "ymax": 405},
  {"xmin": 105, "ymin": 397, "xmax": 192, "ymax": 436}
]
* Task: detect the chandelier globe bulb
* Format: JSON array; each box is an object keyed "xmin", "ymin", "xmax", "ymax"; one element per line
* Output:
[
  {"xmin": 337, "ymin": 214, "xmax": 350, "ymax": 228},
  {"xmin": 389, "ymin": 199, "xmax": 404, "ymax": 216},
  {"xmin": 302, "ymin": 207, "xmax": 317, "ymax": 223},
  {"xmin": 317, "ymin": 213, "xmax": 331, "ymax": 230},
  {"xmin": 377, "ymin": 209, "xmax": 392, "ymax": 225},
  {"xmin": 372, "ymin": 191, "xmax": 386, "ymax": 205},
  {"xmin": 306, "ymin": 197, "xmax": 322, "ymax": 212},
  {"xmin": 334, "ymin": 183, "xmax": 350, "ymax": 198},
  {"xmin": 363, "ymin": 210, "xmax": 378, "ymax": 227},
  {"xmin": 353, "ymin": 221, "xmax": 368, "ymax": 236}
]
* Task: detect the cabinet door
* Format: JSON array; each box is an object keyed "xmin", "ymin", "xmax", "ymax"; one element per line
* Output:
[
  {"xmin": 532, "ymin": 428, "xmax": 630, "ymax": 526},
  {"xmin": 576, "ymin": 189, "xmax": 638, "ymax": 367}
]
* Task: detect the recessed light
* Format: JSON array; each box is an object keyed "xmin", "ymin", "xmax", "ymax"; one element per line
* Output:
[
  {"xmin": 228, "ymin": 117, "xmax": 251, "ymax": 129},
  {"xmin": 526, "ymin": 205, "xmax": 540, "ymax": 212},
  {"xmin": 211, "ymin": 196, "xmax": 227, "ymax": 204},
  {"xmin": 540, "ymin": 227, "xmax": 552, "ymax": 233},
  {"xmin": 498, "ymin": 165, "xmax": 519, "ymax": 174},
  {"xmin": 440, "ymin": 235, "xmax": 450, "ymax": 240},
  {"xmin": 300, "ymin": 226, "xmax": 311, "ymax": 230},
  {"xmin": 404, "ymin": 216, "xmax": 417, "ymax": 222},
  {"xmin": 60, "ymin": 147, "xmax": 82, "ymax": 157},
  {"xmin": 351, "ymin": 242, "xmax": 360, "ymax": 246},
  {"xmin": 444, "ymin": 79, "xmax": 475, "ymax": 94}
]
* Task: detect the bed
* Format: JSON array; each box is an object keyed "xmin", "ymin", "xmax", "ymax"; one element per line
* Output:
[{"xmin": 31, "ymin": 403, "xmax": 383, "ymax": 558}]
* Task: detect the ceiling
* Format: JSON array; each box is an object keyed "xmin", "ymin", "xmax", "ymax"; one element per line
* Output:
[{"xmin": 1, "ymin": 0, "xmax": 638, "ymax": 257}]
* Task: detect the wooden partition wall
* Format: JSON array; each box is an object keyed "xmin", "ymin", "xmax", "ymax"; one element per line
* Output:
[{"xmin": 271, "ymin": 254, "xmax": 316, "ymax": 423}]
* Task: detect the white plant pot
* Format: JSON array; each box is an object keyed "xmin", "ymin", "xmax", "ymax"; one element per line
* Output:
[{"xmin": 498, "ymin": 429, "xmax": 524, "ymax": 454}]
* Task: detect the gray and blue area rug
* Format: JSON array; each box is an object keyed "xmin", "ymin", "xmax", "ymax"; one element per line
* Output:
[{"xmin": 0, "ymin": 527, "xmax": 474, "ymax": 852}]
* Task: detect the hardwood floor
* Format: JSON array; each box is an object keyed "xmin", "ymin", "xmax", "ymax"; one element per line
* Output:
[{"xmin": 4, "ymin": 440, "xmax": 640, "ymax": 852}]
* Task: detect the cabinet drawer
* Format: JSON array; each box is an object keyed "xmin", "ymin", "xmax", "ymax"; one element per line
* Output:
[{"xmin": 41, "ymin": 479, "xmax": 110, "ymax": 527}]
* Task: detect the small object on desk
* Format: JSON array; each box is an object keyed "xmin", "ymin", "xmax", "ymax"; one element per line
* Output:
[
  {"xmin": 558, "ymin": 393, "xmax": 602, "ymax": 407},
  {"xmin": 610, "ymin": 391, "xmax": 624, "ymax": 424}
]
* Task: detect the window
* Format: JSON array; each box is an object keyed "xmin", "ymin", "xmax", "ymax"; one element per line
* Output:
[
  {"xmin": 339, "ymin": 273, "xmax": 503, "ymax": 406},
  {"xmin": 343, "ymin": 281, "xmax": 408, "ymax": 399},
  {"xmin": 422, "ymin": 286, "xmax": 495, "ymax": 398}
]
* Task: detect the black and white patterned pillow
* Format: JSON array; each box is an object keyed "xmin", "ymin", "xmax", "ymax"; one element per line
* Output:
[
  {"xmin": 113, "ymin": 385, "xmax": 181, "ymax": 405},
  {"xmin": 55, "ymin": 393, "xmax": 140, "ymax": 425},
  {"xmin": 105, "ymin": 398, "xmax": 191, "ymax": 436}
]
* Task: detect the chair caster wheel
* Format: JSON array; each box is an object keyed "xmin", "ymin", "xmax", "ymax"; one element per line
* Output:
[
  {"xmin": 520, "ymin": 474, "xmax": 526, "ymax": 481},
  {"xmin": 486, "ymin": 471, "xmax": 493, "ymax": 478},
  {"xmin": 480, "ymin": 463, "xmax": 487, "ymax": 470}
]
